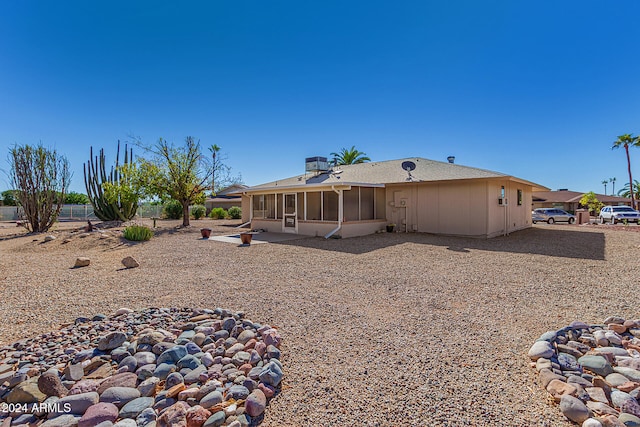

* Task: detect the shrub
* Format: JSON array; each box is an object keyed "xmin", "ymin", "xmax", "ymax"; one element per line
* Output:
[
  {"xmin": 123, "ymin": 225, "xmax": 153, "ymax": 241},
  {"xmin": 228, "ymin": 206, "xmax": 242, "ymax": 219},
  {"xmin": 163, "ymin": 200, "xmax": 183, "ymax": 219},
  {"xmin": 191, "ymin": 204, "xmax": 206, "ymax": 219},
  {"xmin": 209, "ymin": 207, "xmax": 227, "ymax": 219}
]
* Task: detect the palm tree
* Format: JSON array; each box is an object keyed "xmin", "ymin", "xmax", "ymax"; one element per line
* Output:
[
  {"xmin": 330, "ymin": 146, "xmax": 371, "ymax": 165},
  {"xmin": 209, "ymin": 144, "xmax": 220, "ymax": 196},
  {"xmin": 610, "ymin": 177, "xmax": 616, "ymax": 195},
  {"xmin": 612, "ymin": 134, "xmax": 640, "ymax": 209},
  {"xmin": 617, "ymin": 180, "xmax": 640, "ymax": 199},
  {"xmin": 602, "ymin": 180, "xmax": 608, "ymax": 195}
]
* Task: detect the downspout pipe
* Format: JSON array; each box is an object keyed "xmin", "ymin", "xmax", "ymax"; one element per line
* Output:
[
  {"xmin": 237, "ymin": 193, "xmax": 252, "ymax": 229},
  {"xmin": 324, "ymin": 186, "xmax": 343, "ymax": 239}
]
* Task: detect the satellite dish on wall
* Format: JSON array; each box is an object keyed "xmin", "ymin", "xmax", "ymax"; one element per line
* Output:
[{"xmin": 401, "ymin": 161, "xmax": 416, "ymax": 172}]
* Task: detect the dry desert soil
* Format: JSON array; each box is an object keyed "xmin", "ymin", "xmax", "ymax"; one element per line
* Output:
[{"xmin": 0, "ymin": 219, "xmax": 639, "ymax": 426}]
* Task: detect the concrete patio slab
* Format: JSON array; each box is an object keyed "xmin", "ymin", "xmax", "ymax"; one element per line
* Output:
[{"xmin": 209, "ymin": 232, "xmax": 309, "ymax": 245}]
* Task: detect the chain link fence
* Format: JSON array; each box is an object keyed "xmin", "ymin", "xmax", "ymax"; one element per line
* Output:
[{"xmin": 0, "ymin": 204, "xmax": 165, "ymax": 222}]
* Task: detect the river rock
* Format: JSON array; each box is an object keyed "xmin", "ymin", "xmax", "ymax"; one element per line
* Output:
[
  {"xmin": 226, "ymin": 385, "xmax": 250, "ymax": 400},
  {"xmin": 157, "ymin": 401, "xmax": 188, "ymax": 427},
  {"xmin": 202, "ymin": 411, "xmax": 225, "ymax": 427},
  {"xmin": 97, "ymin": 373, "xmax": 138, "ymax": 394},
  {"xmin": 618, "ymin": 413, "xmax": 640, "ymax": 427},
  {"xmin": 57, "ymin": 392, "xmax": 100, "ymax": 415},
  {"xmin": 38, "ymin": 371, "xmax": 68, "ymax": 397},
  {"xmin": 65, "ymin": 363, "xmax": 85, "ymax": 381},
  {"xmin": 119, "ymin": 396, "xmax": 154, "ymax": 419},
  {"xmin": 69, "ymin": 380, "xmax": 100, "ymax": 395},
  {"xmin": 612, "ymin": 390, "xmax": 636, "ymax": 409},
  {"xmin": 136, "ymin": 407, "xmax": 157, "ymax": 426},
  {"xmin": 559, "ymin": 395, "xmax": 591, "ymax": 423},
  {"xmin": 133, "ymin": 351, "xmax": 156, "ymax": 367},
  {"xmin": 244, "ymin": 389, "xmax": 266, "ymax": 417},
  {"xmin": 620, "ymin": 398, "xmax": 640, "ymax": 418},
  {"xmin": 157, "ymin": 346, "xmax": 188, "ymax": 365},
  {"xmin": 41, "ymin": 414, "xmax": 82, "ymax": 427},
  {"xmin": 165, "ymin": 372, "xmax": 184, "ymax": 389},
  {"xmin": 100, "ymin": 387, "xmax": 141, "ymax": 408},
  {"xmin": 177, "ymin": 355, "xmax": 200, "ymax": 370},
  {"xmin": 259, "ymin": 361, "xmax": 283, "ymax": 387},
  {"xmin": 137, "ymin": 376, "xmax": 160, "ymax": 397},
  {"xmin": 6, "ymin": 378, "xmax": 46, "ymax": 403},
  {"xmin": 614, "ymin": 367, "xmax": 640, "ymax": 383},
  {"xmin": 547, "ymin": 379, "xmax": 577, "ymax": 402},
  {"xmin": 199, "ymin": 390, "xmax": 223, "ymax": 409},
  {"xmin": 593, "ymin": 347, "xmax": 630, "ymax": 357},
  {"xmin": 185, "ymin": 404, "xmax": 211, "ymax": 427},
  {"xmin": 528, "ymin": 341, "xmax": 554, "ymax": 360},
  {"xmin": 98, "ymin": 332, "xmax": 127, "ymax": 351},
  {"xmin": 579, "ymin": 355, "xmax": 614, "ymax": 377},
  {"xmin": 78, "ymin": 402, "xmax": 119, "ymax": 427},
  {"xmin": 606, "ymin": 373, "xmax": 631, "ymax": 387}
]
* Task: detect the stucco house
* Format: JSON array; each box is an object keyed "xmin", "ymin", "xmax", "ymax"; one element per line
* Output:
[
  {"xmin": 532, "ymin": 189, "xmax": 631, "ymax": 213},
  {"xmin": 236, "ymin": 157, "xmax": 548, "ymax": 239}
]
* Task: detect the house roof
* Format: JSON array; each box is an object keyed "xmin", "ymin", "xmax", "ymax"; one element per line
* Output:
[
  {"xmin": 217, "ymin": 184, "xmax": 248, "ymax": 196},
  {"xmin": 533, "ymin": 190, "xmax": 631, "ymax": 204},
  {"xmin": 243, "ymin": 157, "xmax": 548, "ymax": 192}
]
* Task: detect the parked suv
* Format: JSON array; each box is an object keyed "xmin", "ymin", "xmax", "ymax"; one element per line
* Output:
[
  {"xmin": 532, "ymin": 208, "xmax": 576, "ymax": 224},
  {"xmin": 598, "ymin": 205, "xmax": 640, "ymax": 224}
]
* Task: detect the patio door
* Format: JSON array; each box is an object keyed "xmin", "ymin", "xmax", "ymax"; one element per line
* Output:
[{"xmin": 283, "ymin": 193, "xmax": 297, "ymax": 233}]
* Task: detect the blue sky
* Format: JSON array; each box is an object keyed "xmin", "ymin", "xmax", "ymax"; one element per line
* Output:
[{"xmin": 1, "ymin": 1, "xmax": 640, "ymax": 195}]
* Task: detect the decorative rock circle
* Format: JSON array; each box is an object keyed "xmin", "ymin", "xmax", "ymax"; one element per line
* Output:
[
  {"xmin": 0, "ymin": 307, "xmax": 283, "ymax": 426},
  {"xmin": 529, "ymin": 316, "xmax": 640, "ymax": 425}
]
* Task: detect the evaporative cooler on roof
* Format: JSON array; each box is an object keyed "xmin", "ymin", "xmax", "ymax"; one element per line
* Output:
[{"xmin": 305, "ymin": 156, "xmax": 329, "ymax": 173}]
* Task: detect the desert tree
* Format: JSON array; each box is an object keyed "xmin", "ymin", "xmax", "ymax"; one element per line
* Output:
[
  {"xmin": 579, "ymin": 191, "xmax": 604, "ymax": 215},
  {"xmin": 137, "ymin": 136, "xmax": 212, "ymax": 227},
  {"xmin": 208, "ymin": 144, "xmax": 243, "ymax": 195},
  {"xmin": 9, "ymin": 143, "xmax": 70, "ymax": 232},
  {"xmin": 612, "ymin": 134, "xmax": 640, "ymax": 209},
  {"xmin": 64, "ymin": 191, "xmax": 90, "ymax": 205},
  {"xmin": 1, "ymin": 189, "xmax": 17, "ymax": 206},
  {"xmin": 330, "ymin": 146, "xmax": 371, "ymax": 165}
]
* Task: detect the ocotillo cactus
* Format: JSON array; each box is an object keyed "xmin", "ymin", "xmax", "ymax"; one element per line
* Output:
[{"xmin": 84, "ymin": 141, "xmax": 137, "ymax": 221}]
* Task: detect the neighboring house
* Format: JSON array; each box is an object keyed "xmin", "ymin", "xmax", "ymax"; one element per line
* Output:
[
  {"xmin": 204, "ymin": 184, "xmax": 247, "ymax": 213},
  {"xmin": 236, "ymin": 157, "xmax": 548, "ymax": 238},
  {"xmin": 532, "ymin": 190, "xmax": 631, "ymax": 213}
]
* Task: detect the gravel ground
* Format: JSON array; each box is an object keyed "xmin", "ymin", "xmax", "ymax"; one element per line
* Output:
[{"xmin": 0, "ymin": 219, "xmax": 639, "ymax": 426}]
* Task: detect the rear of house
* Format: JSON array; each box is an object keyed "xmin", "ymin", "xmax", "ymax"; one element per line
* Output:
[{"xmin": 236, "ymin": 157, "xmax": 547, "ymax": 238}]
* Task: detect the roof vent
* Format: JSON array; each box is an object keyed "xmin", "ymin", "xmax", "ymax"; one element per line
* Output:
[
  {"xmin": 305, "ymin": 156, "xmax": 329, "ymax": 173},
  {"xmin": 558, "ymin": 188, "xmax": 568, "ymax": 191},
  {"xmin": 447, "ymin": 156, "xmax": 455, "ymax": 164}
]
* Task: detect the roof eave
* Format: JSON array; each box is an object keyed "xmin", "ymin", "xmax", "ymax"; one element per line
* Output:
[{"xmin": 242, "ymin": 182, "xmax": 385, "ymax": 194}]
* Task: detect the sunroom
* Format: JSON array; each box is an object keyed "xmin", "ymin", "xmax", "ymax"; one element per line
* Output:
[{"xmin": 247, "ymin": 184, "xmax": 387, "ymax": 238}]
